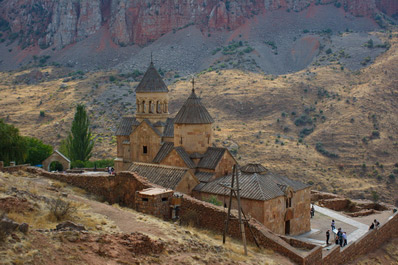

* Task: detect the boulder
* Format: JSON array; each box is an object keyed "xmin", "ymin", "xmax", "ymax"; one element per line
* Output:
[
  {"xmin": 19, "ymin": 223, "xmax": 29, "ymax": 234},
  {"xmin": 0, "ymin": 216, "xmax": 19, "ymax": 234},
  {"xmin": 56, "ymin": 221, "xmax": 86, "ymax": 231}
]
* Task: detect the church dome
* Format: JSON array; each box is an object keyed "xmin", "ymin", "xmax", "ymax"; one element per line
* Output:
[{"xmin": 174, "ymin": 89, "xmax": 214, "ymax": 124}]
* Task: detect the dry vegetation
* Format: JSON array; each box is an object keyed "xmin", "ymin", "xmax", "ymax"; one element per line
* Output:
[
  {"xmin": 0, "ymin": 31, "xmax": 397, "ymax": 205},
  {"xmin": 0, "ymin": 171, "xmax": 291, "ymax": 264}
]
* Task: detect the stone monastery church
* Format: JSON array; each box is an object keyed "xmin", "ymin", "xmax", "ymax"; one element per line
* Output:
[{"xmin": 115, "ymin": 61, "xmax": 311, "ymax": 236}]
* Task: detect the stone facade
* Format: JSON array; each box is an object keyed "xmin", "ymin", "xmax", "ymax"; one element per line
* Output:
[
  {"xmin": 129, "ymin": 121, "xmax": 161, "ymax": 163},
  {"xmin": 174, "ymin": 124, "xmax": 212, "ymax": 154},
  {"xmin": 135, "ymin": 188, "xmax": 173, "ymax": 220},
  {"xmin": 135, "ymin": 92, "xmax": 169, "ymax": 124},
  {"xmin": 42, "ymin": 150, "xmax": 70, "ymax": 171},
  {"xmin": 194, "ymin": 187, "xmax": 311, "ymax": 236}
]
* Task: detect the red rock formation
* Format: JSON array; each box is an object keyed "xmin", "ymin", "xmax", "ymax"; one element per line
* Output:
[{"xmin": 0, "ymin": 0, "xmax": 394, "ymax": 49}]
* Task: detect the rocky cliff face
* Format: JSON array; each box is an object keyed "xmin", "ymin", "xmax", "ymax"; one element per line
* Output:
[{"xmin": 0, "ymin": 0, "xmax": 396, "ymax": 49}]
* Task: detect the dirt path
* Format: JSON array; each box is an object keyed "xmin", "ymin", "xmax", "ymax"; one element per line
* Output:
[{"xmin": 69, "ymin": 193, "xmax": 169, "ymax": 239}]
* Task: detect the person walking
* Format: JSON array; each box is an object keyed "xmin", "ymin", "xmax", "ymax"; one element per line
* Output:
[
  {"xmin": 311, "ymin": 205, "xmax": 315, "ymax": 218},
  {"xmin": 338, "ymin": 228, "xmax": 343, "ymax": 247},
  {"xmin": 326, "ymin": 230, "xmax": 330, "ymax": 245},
  {"xmin": 331, "ymin": 219, "xmax": 335, "ymax": 230},
  {"xmin": 343, "ymin": 232, "xmax": 347, "ymax": 246}
]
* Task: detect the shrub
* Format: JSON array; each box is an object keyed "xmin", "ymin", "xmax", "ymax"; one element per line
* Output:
[
  {"xmin": 39, "ymin": 111, "xmax": 45, "ymax": 117},
  {"xmin": 206, "ymin": 196, "xmax": 222, "ymax": 206},
  {"xmin": 49, "ymin": 198, "xmax": 76, "ymax": 221},
  {"xmin": 315, "ymin": 142, "xmax": 339, "ymax": 158},
  {"xmin": 109, "ymin": 76, "xmax": 116, "ymax": 82},
  {"xmin": 371, "ymin": 191, "xmax": 379, "ymax": 202},
  {"xmin": 325, "ymin": 48, "xmax": 332, "ymax": 54},
  {"xmin": 299, "ymin": 127, "xmax": 314, "ymax": 138}
]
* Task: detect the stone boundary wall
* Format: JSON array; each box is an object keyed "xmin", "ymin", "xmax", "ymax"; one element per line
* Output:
[
  {"xmin": 323, "ymin": 212, "xmax": 398, "ymax": 264},
  {"xmin": 25, "ymin": 167, "xmax": 156, "ymax": 208},
  {"xmin": 14, "ymin": 167, "xmax": 398, "ymax": 264},
  {"xmin": 179, "ymin": 194, "xmax": 322, "ymax": 264},
  {"xmin": 0, "ymin": 164, "xmax": 30, "ymax": 173},
  {"xmin": 22, "ymin": 166, "xmax": 318, "ymax": 264}
]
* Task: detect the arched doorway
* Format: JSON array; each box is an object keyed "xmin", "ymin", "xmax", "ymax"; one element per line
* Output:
[{"xmin": 49, "ymin": 161, "xmax": 64, "ymax": 172}]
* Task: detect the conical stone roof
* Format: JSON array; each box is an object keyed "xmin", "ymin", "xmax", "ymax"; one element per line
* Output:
[
  {"xmin": 174, "ymin": 89, "xmax": 214, "ymax": 124},
  {"xmin": 240, "ymin": 163, "xmax": 267, "ymax": 174},
  {"xmin": 135, "ymin": 62, "xmax": 168, "ymax": 93}
]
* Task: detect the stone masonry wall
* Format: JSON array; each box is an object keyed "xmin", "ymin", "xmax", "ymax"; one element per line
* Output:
[
  {"xmin": 19, "ymin": 166, "xmax": 398, "ymax": 265},
  {"xmin": 179, "ymin": 194, "xmax": 315, "ymax": 264},
  {"xmin": 1, "ymin": 164, "xmax": 30, "ymax": 173}
]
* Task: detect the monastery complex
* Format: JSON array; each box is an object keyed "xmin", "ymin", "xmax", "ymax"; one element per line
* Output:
[{"xmin": 115, "ymin": 61, "xmax": 311, "ymax": 236}]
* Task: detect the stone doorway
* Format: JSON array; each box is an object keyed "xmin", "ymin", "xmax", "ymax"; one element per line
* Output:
[{"xmin": 285, "ymin": 220, "xmax": 290, "ymax": 235}]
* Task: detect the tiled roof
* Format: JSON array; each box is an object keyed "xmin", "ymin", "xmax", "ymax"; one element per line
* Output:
[
  {"xmin": 116, "ymin": 117, "xmax": 140, "ymax": 136},
  {"xmin": 174, "ymin": 89, "xmax": 214, "ymax": 124},
  {"xmin": 195, "ymin": 171, "xmax": 309, "ymax": 201},
  {"xmin": 195, "ymin": 172, "xmax": 214, "ymax": 183},
  {"xmin": 135, "ymin": 62, "xmax": 168, "ymax": 93},
  {"xmin": 152, "ymin": 144, "xmax": 195, "ymax": 169},
  {"xmin": 175, "ymin": 147, "xmax": 196, "ymax": 168},
  {"xmin": 271, "ymin": 173, "xmax": 310, "ymax": 192},
  {"xmin": 152, "ymin": 142, "xmax": 174, "ymax": 163},
  {"xmin": 197, "ymin": 147, "xmax": 226, "ymax": 169},
  {"xmin": 163, "ymin": 118, "xmax": 174, "ymax": 137},
  {"xmin": 128, "ymin": 162, "xmax": 189, "ymax": 190},
  {"xmin": 240, "ymin": 163, "xmax": 267, "ymax": 174}
]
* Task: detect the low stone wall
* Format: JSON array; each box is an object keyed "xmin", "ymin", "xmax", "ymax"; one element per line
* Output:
[
  {"xmin": 18, "ymin": 167, "xmax": 398, "ymax": 265},
  {"xmin": 0, "ymin": 164, "xmax": 30, "ymax": 173},
  {"xmin": 323, "ymin": 212, "xmax": 398, "ymax": 264},
  {"xmin": 25, "ymin": 167, "xmax": 155, "ymax": 207},
  {"xmin": 179, "ymin": 195, "xmax": 321, "ymax": 264}
]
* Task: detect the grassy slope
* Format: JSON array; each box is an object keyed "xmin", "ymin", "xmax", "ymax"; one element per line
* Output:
[{"xmin": 0, "ymin": 31, "xmax": 397, "ymax": 202}]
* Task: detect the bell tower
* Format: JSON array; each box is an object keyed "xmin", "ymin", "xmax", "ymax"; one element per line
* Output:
[{"xmin": 135, "ymin": 58, "xmax": 169, "ymax": 124}]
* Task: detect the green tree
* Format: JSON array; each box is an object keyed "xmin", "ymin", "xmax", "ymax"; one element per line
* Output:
[
  {"xmin": 66, "ymin": 104, "xmax": 94, "ymax": 162},
  {"xmin": 0, "ymin": 119, "xmax": 27, "ymax": 165},
  {"xmin": 24, "ymin": 137, "xmax": 53, "ymax": 166}
]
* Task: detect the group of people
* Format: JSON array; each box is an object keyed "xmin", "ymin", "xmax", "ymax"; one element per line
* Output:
[
  {"xmin": 326, "ymin": 219, "xmax": 347, "ymax": 247},
  {"xmin": 106, "ymin": 166, "xmax": 115, "ymax": 175},
  {"xmin": 369, "ymin": 219, "xmax": 380, "ymax": 230}
]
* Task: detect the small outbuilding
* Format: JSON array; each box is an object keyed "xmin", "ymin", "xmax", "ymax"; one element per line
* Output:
[{"xmin": 42, "ymin": 150, "xmax": 70, "ymax": 171}]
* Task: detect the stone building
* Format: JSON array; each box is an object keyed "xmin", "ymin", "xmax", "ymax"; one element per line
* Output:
[
  {"xmin": 115, "ymin": 61, "xmax": 237, "ymax": 186},
  {"xmin": 115, "ymin": 61, "xmax": 310, "ymax": 235},
  {"xmin": 42, "ymin": 150, "xmax": 70, "ymax": 171},
  {"xmin": 192, "ymin": 163, "xmax": 311, "ymax": 235}
]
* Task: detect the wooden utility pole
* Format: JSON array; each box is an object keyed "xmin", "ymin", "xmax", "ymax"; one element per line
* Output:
[{"xmin": 221, "ymin": 164, "xmax": 248, "ymax": 255}]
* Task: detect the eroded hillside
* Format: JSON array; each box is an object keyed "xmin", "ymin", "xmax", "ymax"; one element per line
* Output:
[{"xmin": 0, "ymin": 31, "xmax": 397, "ymax": 204}]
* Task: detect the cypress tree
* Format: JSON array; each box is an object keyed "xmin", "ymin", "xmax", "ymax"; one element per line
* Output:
[{"xmin": 66, "ymin": 104, "xmax": 94, "ymax": 162}]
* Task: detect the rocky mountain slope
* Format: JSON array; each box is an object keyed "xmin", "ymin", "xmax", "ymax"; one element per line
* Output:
[{"xmin": 0, "ymin": 0, "xmax": 396, "ymax": 50}]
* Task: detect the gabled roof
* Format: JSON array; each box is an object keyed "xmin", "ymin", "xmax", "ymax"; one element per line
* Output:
[
  {"xmin": 197, "ymin": 147, "xmax": 226, "ymax": 169},
  {"xmin": 128, "ymin": 162, "xmax": 189, "ymax": 190},
  {"xmin": 175, "ymin": 147, "xmax": 196, "ymax": 168},
  {"xmin": 135, "ymin": 62, "xmax": 168, "ymax": 93},
  {"xmin": 131, "ymin": 119, "xmax": 162, "ymax": 137},
  {"xmin": 116, "ymin": 117, "xmax": 140, "ymax": 136},
  {"xmin": 195, "ymin": 172, "xmax": 214, "ymax": 183},
  {"xmin": 153, "ymin": 142, "xmax": 174, "ymax": 163},
  {"xmin": 152, "ymin": 143, "xmax": 196, "ymax": 169},
  {"xmin": 163, "ymin": 118, "xmax": 174, "ymax": 137},
  {"xmin": 195, "ymin": 171, "xmax": 310, "ymax": 201},
  {"xmin": 271, "ymin": 173, "xmax": 310, "ymax": 192},
  {"xmin": 174, "ymin": 89, "xmax": 214, "ymax": 124},
  {"xmin": 54, "ymin": 150, "xmax": 70, "ymax": 163}
]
